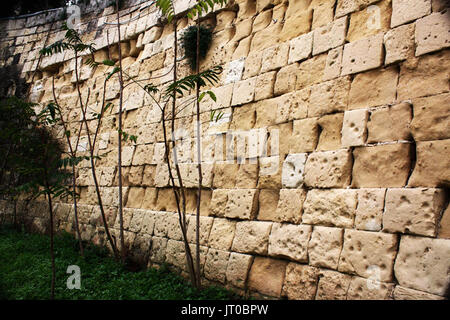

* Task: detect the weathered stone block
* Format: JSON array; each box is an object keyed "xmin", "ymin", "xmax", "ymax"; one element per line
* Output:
[
  {"xmin": 225, "ymin": 189, "xmax": 259, "ymax": 220},
  {"xmin": 397, "ymin": 50, "xmax": 450, "ymax": 100},
  {"xmin": 311, "ymin": 0, "xmax": 335, "ymax": 29},
  {"xmin": 394, "ymin": 235, "xmax": 450, "ymax": 295},
  {"xmin": 308, "ymin": 226, "xmax": 344, "ymax": 269},
  {"xmin": 308, "ymin": 76, "xmax": 351, "ymax": 117},
  {"xmin": 315, "ymin": 270, "xmax": 352, "ymax": 300},
  {"xmin": 186, "ymin": 215, "xmax": 214, "ymax": 246},
  {"xmin": 208, "ymin": 218, "xmax": 236, "ymax": 251},
  {"xmin": 231, "ymin": 77, "xmax": 256, "ymax": 106},
  {"xmin": 282, "ymin": 263, "xmax": 319, "ymax": 300},
  {"xmin": 313, "ymin": 16, "xmax": 347, "ymax": 55},
  {"xmin": 355, "ymin": 188, "xmax": 386, "ymax": 231},
  {"xmin": 410, "ymin": 93, "xmax": 450, "ymax": 141},
  {"xmin": 232, "ymin": 220, "xmax": 272, "ymax": 255},
  {"xmin": 258, "ymin": 156, "xmax": 282, "ymax": 189},
  {"xmin": 257, "ymin": 189, "xmax": 280, "ymax": 221},
  {"xmin": 367, "ymin": 102, "xmax": 412, "ymax": 143},
  {"xmin": 288, "ymin": 31, "xmax": 313, "ymax": 64},
  {"xmin": 290, "ymin": 118, "xmax": 319, "ymax": 153},
  {"xmin": 439, "ymin": 205, "xmax": 450, "ymax": 239},
  {"xmin": 408, "ymin": 139, "xmax": 450, "ymax": 187},
  {"xmin": 274, "ymin": 189, "xmax": 306, "ymax": 224},
  {"xmin": 213, "ymin": 163, "xmax": 238, "ymax": 189},
  {"xmin": 393, "ymin": 286, "xmax": 445, "ymax": 300},
  {"xmin": 347, "ymin": 276, "xmax": 394, "ymax": 300},
  {"xmin": 316, "ymin": 113, "xmax": 344, "ymax": 151},
  {"xmin": 383, "ymin": 188, "xmax": 446, "ymax": 237},
  {"xmin": 323, "ymin": 46, "xmax": 343, "ymax": 80},
  {"xmin": 279, "ymin": 9, "xmax": 313, "ymax": 42},
  {"xmin": 226, "ymin": 252, "xmax": 253, "ymax": 289},
  {"xmin": 339, "ymin": 229, "xmax": 398, "ymax": 282},
  {"xmin": 384, "ymin": 23, "xmax": 415, "ymax": 64},
  {"xmin": 126, "ymin": 187, "xmax": 145, "ymax": 209},
  {"xmin": 274, "ymin": 63, "xmax": 298, "ymax": 95},
  {"xmin": 204, "ymin": 249, "xmax": 230, "ymax": 284},
  {"xmin": 281, "ymin": 153, "xmax": 308, "ymax": 188},
  {"xmin": 248, "ymin": 257, "xmax": 288, "ymax": 297},
  {"xmin": 254, "ymin": 71, "xmax": 277, "ymax": 101},
  {"xmin": 268, "ymin": 223, "xmax": 312, "ymax": 262},
  {"xmin": 415, "ymin": 11, "xmax": 450, "ymax": 56},
  {"xmin": 295, "ymin": 54, "xmax": 327, "ymax": 90},
  {"xmin": 352, "ymin": 144, "xmax": 412, "ymax": 188},
  {"xmin": 335, "ymin": 0, "xmax": 380, "ymax": 17},
  {"xmin": 346, "ymin": 0, "xmax": 392, "ymax": 42},
  {"xmin": 391, "ymin": 0, "xmax": 431, "ymax": 27},
  {"xmin": 341, "ymin": 33, "xmax": 384, "ymax": 75},
  {"xmin": 242, "ymin": 50, "xmax": 262, "ymax": 79},
  {"xmin": 341, "ymin": 109, "xmax": 368, "ymax": 147},
  {"xmin": 236, "ymin": 164, "xmax": 258, "ymax": 188},
  {"xmin": 209, "ymin": 189, "xmax": 228, "ymax": 217},
  {"xmin": 348, "ymin": 66, "xmax": 398, "ymax": 109},
  {"xmin": 261, "ymin": 43, "xmax": 289, "ymax": 73},
  {"xmin": 304, "ymin": 149, "xmax": 353, "ymax": 188},
  {"xmin": 303, "ymin": 189, "xmax": 357, "ymax": 228}
]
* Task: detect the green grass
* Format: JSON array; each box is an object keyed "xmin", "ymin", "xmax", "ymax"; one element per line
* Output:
[{"xmin": 0, "ymin": 226, "xmax": 240, "ymax": 300}]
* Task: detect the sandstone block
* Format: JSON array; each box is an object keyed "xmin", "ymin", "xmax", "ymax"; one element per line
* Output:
[
  {"xmin": 341, "ymin": 33, "xmax": 384, "ymax": 75},
  {"xmin": 268, "ymin": 223, "xmax": 312, "ymax": 262},
  {"xmin": 282, "ymin": 263, "xmax": 319, "ymax": 300},
  {"xmin": 142, "ymin": 187, "xmax": 157, "ymax": 209},
  {"xmin": 232, "ymin": 221, "xmax": 272, "ymax": 255},
  {"xmin": 209, "ymin": 189, "xmax": 228, "ymax": 217},
  {"xmin": 253, "ymin": 8, "xmax": 272, "ymax": 31},
  {"xmin": 208, "ymin": 218, "xmax": 236, "ymax": 251},
  {"xmin": 383, "ymin": 188, "xmax": 446, "ymax": 236},
  {"xmin": 155, "ymin": 188, "xmax": 178, "ymax": 212},
  {"xmin": 242, "ymin": 50, "xmax": 262, "ymax": 79},
  {"xmin": 313, "ymin": 16, "xmax": 347, "ymax": 55},
  {"xmin": 254, "ymin": 71, "xmax": 277, "ymax": 101},
  {"xmin": 394, "ymin": 235, "xmax": 450, "ymax": 295},
  {"xmin": 251, "ymin": 23, "xmax": 282, "ymax": 52},
  {"xmin": 165, "ymin": 239, "xmax": 186, "ymax": 271},
  {"xmin": 410, "ymin": 93, "xmax": 450, "ymax": 141},
  {"xmin": 186, "ymin": 215, "xmax": 214, "ymax": 246},
  {"xmin": 236, "ymin": 164, "xmax": 258, "ymax": 188},
  {"xmin": 391, "ymin": 0, "xmax": 431, "ymax": 27},
  {"xmin": 393, "ymin": 286, "xmax": 445, "ymax": 300},
  {"xmin": 226, "ymin": 252, "xmax": 253, "ymax": 289},
  {"xmin": 416, "ymin": 11, "xmax": 450, "ymax": 56},
  {"xmin": 304, "ymin": 149, "xmax": 353, "ymax": 188},
  {"xmin": 248, "ymin": 257, "xmax": 288, "ymax": 297},
  {"xmin": 231, "ymin": 77, "xmax": 256, "ymax": 106},
  {"xmin": 303, "ymin": 189, "xmax": 357, "ymax": 228},
  {"xmin": 348, "ymin": 66, "xmax": 398, "ymax": 109},
  {"xmin": 347, "ymin": 276, "xmax": 394, "ymax": 300},
  {"xmin": 339, "ymin": 229, "xmax": 398, "ymax": 282},
  {"xmin": 224, "ymin": 57, "xmax": 245, "ymax": 84},
  {"xmin": 316, "ymin": 113, "xmax": 344, "ymax": 151},
  {"xmin": 335, "ymin": 0, "xmax": 380, "ymax": 17},
  {"xmin": 126, "ymin": 187, "xmax": 145, "ymax": 209},
  {"xmin": 204, "ymin": 249, "xmax": 230, "ymax": 284},
  {"xmin": 308, "ymin": 226, "xmax": 344, "ymax": 269},
  {"xmin": 257, "ymin": 189, "xmax": 280, "ymax": 221},
  {"xmin": 408, "ymin": 139, "xmax": 450, "ymax": 187},
  {"xmin": 323, "ymin": 46, "xmax": 343, "ymax": 80},
  {"xmin": 352, "ymin": 144, "xmax": 412, "ymax": 187},
  {"xmin": 341, "ymin": 109, "xmax": 368, "ymax": 147},
  {"xmin": 288, "ymin": 31, "xmax": 313, "ymax": 64},
  {"xmin": 281, "ymin": 153, "xmax": 308, "ymax": 188},
  {"xmin": 367, "ymin": 102, "xmax": 412, "ymax": 143},
  {"xmin": 290, "ymin": 118, "xmax": 319, "ymax": 153},
  {"xmin": 225, "ymin": 189, "xmax": 259, "ymax": 220},
  {"xmin": 397, "ymin": 50, "xmax": 450, "ymax": 100},
  {"xmin": 132, "ymin": 144, "xmax": 154, "ymax": 166},
  {"xmin": 232, "ymin": 18, "xmax": 253, "ymax": 43},
  {"xmin": 141, "ymin": 210, "xmax": 156, "ymax": 235},
  {"xmin": 258, "ymin": 156, "xmax": 282, "ymax": 189},
  {"xmin": 213, "ymin": 163, "xmax": 238, "ymax": 188},
  {"xmin": 308, "ymin": 76, "xmax": 351, "ymax": 117},
  {"xmin": 355, "ymin": 188, "xmax": 386, "ymax": 231},
  {"xmin": 274, "ymin": 63, "xmax": 298, "ymax": 95},
  {"xmin": 279, "ymin": 9, "xmax": 313, "ymax": 42},
  {"xmin": 384, "ymin": 23, "xmax": 415, "ymax": 64},
  {"xmin": 295, "ymin": 54, "xmax": 327, "ymax": 90},
  {"xmin": 315, "ymin": 270, "xmax": 352, "ymax": 300},
  {"xmin": 261, "ymin": 43, "xmax": 289, "ymax": 73},
  {"xmin": 311, "ymin": 0, "xmax": 335, "ymax": 29},
  {"xmin": 346, "ymin": 0, "xmax": 392, "ymax": 42},
  {"xmin": 274, "ymin": 189, "xmax": 307, "ymax": 224}
]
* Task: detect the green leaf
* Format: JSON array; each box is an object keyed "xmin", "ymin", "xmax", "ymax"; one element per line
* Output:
[{"xmin": 103, "ymin": 59, "xmax": 115, "ymax": 66}]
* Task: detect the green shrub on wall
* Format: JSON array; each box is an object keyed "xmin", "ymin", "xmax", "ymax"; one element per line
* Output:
[{"xmin": 180, "ymin": 25, "xmax": 213, "ymax": 70}]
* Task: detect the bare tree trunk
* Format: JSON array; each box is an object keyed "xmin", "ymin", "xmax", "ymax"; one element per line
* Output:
[
  {"xmin": 194, "ymin": 18, "xmax": 202, "ymax": 289},
  {"xmin": 116, "ymin": 0, "xmax": 126, "ymax": 264},
  {"xmin": 74, "ymin": 51, "xmax": 119, "ymax": 260}
]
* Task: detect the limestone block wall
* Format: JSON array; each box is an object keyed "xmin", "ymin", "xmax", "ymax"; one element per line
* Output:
[{"xmin": 0, "ymin": 0, "xmax": 450, "ymax": 300}]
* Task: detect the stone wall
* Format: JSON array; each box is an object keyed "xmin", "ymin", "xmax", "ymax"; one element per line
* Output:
[{"xmin": 0, "ymin": 0, "xmax": 449, "ymax": 300}]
